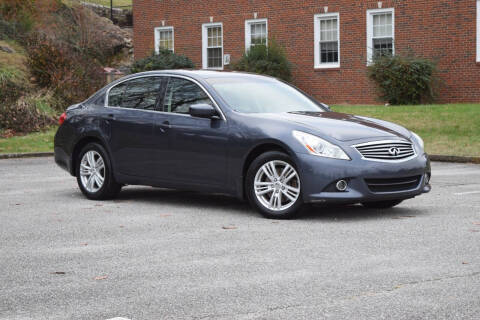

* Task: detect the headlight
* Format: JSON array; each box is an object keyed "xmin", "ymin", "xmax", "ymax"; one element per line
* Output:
[
  {"xmin": 293, "ymin": 130, "xmax": 350, "ymax": 160},
  {"xmin": 411, "ymin": 132, "xmax": 424, "ymax": 151}
]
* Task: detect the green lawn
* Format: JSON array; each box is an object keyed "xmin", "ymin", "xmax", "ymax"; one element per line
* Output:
[
  {"xmin": 333, "ymin": 104, "xmax": 480, "ymax": 157},
  {"xmin": 0, "ymin": 127, "xmax": 56, "ymax": 154},
  {"xmin": 82, "ymin": 0, "xmax": 132, "ymax": 7},
  {"xmin": 0, "ymin": 104, "xmax": 479, "ymax": 157}
]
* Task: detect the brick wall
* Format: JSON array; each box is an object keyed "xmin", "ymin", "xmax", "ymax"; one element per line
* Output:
[{"xmin": 133, "ymin": 0, "xmax": 480, "ymax": 105}]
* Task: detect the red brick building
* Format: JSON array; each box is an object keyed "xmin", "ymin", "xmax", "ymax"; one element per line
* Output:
[{"xmin": 133, "ymin": 0, "xmax": 480, "ymax": 104}]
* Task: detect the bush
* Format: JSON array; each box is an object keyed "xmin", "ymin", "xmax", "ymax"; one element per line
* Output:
[
  {"xmin": 232, "ymin": 40, "xmax": 292, "ymax": 82},
  {"xmin": 0, "ymin": 93, "xmax": 56, "ymax": 133},
  {"xmin": 130, "ymin": 49, "xmax": 194, "ymax": 73},
  {"xmin": 26, "ymin": 34, "xmax": 104, "ymax": 108},
  {"xmin": 368, "ymin": 54, "xmax": 437, "ymax": 105},
  {"xmin": 0, "ymin": 0, "xmax": 35, "ymax": 40}
]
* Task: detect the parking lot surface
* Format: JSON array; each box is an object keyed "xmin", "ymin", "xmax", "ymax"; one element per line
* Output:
[{"xmin": 1, "ymin": 157, "xmax": 479, "ymax": 319}]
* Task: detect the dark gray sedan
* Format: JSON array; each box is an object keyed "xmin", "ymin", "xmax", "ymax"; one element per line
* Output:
[{"xmin": 54, "ymin": 70, "xmax": 431, "ymax": 219}]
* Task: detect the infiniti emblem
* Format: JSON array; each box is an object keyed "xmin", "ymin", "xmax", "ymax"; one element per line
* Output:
[{"xmin": 388, "ymin": 147, "xmax": 401, "ymax": 156}]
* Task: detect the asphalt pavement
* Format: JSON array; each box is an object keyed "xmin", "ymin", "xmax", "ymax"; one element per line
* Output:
[{"xmin": 0, "ymin": 157, "xmax": 479, "ymax": 320}]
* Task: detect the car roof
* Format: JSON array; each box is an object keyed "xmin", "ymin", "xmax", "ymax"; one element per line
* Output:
[{"xmin": 125, "ymin": 69, "xmax": 274, "ymax": 81}]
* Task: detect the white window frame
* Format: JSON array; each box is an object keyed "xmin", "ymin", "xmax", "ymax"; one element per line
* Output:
[
  {"xmin": 245, "ymin": 18, "xmax": 268, "ymax": 51},
  {"xmin": 314, "ymin": 13, "xmax": 340, "ymax": 69},
  {"xmin": 477, "ymin": 0, "xmax": 480, "ymax": 62},
  {"xmin": 366, "ymin": 8, "xmax": 395, "ymax": 65},
  {"xmin": 202, "ymin": 22, "xmax": 224, "ymax": 70},
  {"xmin": 154, "ymin": 26, "xmax": 174, "ymax": 53}
]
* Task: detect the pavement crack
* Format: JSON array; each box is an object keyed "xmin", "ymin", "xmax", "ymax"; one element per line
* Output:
[{"xmin": 385, "ymin": 271, "xmax": 480, "ymax": 292}]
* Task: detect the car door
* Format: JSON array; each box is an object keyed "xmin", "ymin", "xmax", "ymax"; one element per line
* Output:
[
  {"xmin": 106, "ymin": 76, "xmax": 169, "ymax": 178},
  {"xmin": 151, "ymin": 76, "xmax": 230, "ymax": 188}
]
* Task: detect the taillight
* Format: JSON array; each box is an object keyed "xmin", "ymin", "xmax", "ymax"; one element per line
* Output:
[{"xmin": 59, "ymin": 112, "xmax": 67, "ymax": 125}]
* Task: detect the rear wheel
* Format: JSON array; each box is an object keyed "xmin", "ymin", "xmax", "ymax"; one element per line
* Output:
[
  {"xmin": 362, "ymin": 200, "xmax": 403, "ymax": 209},
  {"xmin": 76, "ymin": 142, "xmax": 121, "ymax": 200},
  {"xmin": 246, "ymin": 151, "xmax": 303, "ymax": 219}
]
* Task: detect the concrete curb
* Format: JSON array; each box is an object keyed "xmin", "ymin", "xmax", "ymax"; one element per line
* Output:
[
  {"xmin": 0, "ymin": 152, "xmax": 54, "ymax": 160},
  {"xmin": 0, "ymin": 152, "xmax": 479, "ymax": 164}
]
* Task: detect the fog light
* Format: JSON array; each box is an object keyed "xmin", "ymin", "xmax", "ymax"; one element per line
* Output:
[
  {"xmin": 424, "ymin": 173, "xmax": 430, "ymax": 184},
  {"xmin": 336, "ymin": 180, "xmax": 348, "ymax": 191}
]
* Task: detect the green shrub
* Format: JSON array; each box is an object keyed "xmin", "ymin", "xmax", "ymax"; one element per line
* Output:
[
  {"xmin": 130, "ymin": 49, "xmax": 195, "ymax": 73},
  {"xmin": 232, "ymin": 40, "xmax": 292, "ymax": 82},
  {"xmin": 368, "ymin": 54, "xmax": 437, "ymax": 105}
]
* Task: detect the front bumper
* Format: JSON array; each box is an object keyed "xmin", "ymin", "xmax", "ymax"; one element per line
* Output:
[{"xmin": 295, "ymin": 152, "xmax": 431, "ymax": 204}]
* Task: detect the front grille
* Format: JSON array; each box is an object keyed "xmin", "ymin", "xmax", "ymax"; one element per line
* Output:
[
  {"xmin": 354, "ymin": 140, "xmax": 415, "ymax": 161},
  {"xmin": 365, "ymin": 175, "xmax": 422, "ymax": 193}
]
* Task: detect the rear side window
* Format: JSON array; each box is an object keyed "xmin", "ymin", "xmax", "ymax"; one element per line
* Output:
[
  {"xmin": 108, "ymin": 82, "xmax": 127, "ymax": 107},
  {"xmin": 108, "ymin": 77, "xmax": 164, "ymax": 110},
  {"xmin": 163, "ymin": 77, "xmax": 213, "ymax": 114}
]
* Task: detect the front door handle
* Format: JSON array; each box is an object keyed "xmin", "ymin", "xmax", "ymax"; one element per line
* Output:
[
  {"xmin": 159, "ymin": 121, "xmax": 171, "ymax": 133},
  {"xmin": 104, "ymin": 113, "xmax": 115, "ymax": 123}
]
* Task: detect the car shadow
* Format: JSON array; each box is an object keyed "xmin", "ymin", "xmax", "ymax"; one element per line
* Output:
[
  {"xmin": 109, "ymin": 186, "xmax": 423, "ymax": 221},
  {"xmin": 300, "ymin": 204, "xmax": 423, "ymax": 221},
  {"xmin": 114, "ymin": 187, "xmax": 252, "ymax": 213}
]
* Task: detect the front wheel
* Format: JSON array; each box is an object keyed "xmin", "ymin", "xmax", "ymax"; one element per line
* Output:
[
  {"xmin": 246, "ymin": 151, "xmax": 303, "ymax": 219},
  {"xmin": 76, "ymin": 142, "xmax": 121, "ymax": 200},
  {"xmin": 362, "ymin": 200, "xmax": 403, "ymax": 209}
]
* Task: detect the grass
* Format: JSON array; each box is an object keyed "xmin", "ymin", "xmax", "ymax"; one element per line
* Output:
[
  {"xmin": 332, "ymin": 104, "xmax": 480, "ymax": 157},
  {"xmin": 0, "ymin": 127, "xmax": 56, "ymax": 154},
  {"xmin": 82, "ymin": 0, "xmax": 132, "ymax": 7}
]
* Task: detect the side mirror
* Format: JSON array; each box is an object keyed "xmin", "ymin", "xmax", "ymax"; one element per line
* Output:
[
  {"xmin": 320, "ymin": 103, "xmax": 331, "ymax": 111},
  {"xmin": 189, "ymin": 104, "xmax": 218, "ymax": 119}
]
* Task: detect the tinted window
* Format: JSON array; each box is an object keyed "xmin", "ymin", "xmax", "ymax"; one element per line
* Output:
[
  {"xmin": 121, "ymin": 77, "xmax": 164, "ymax": 110},
  {"xmin": 108, "ymin": 77, "xmax": 164, "ymax": 110},
  {"xmin": 108, "ymin": 82, "xmax": 127, "ymax": 107},
  {"xmin": 163, "ymin": 78, "xmax": 213, "ymax": 114}
]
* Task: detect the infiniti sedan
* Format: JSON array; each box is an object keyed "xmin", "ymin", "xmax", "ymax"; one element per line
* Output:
[{"xmin": 54, "ymin": 70, "xmax": 431, "ymax": 219}]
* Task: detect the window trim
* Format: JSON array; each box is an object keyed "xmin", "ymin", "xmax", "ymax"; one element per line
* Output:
[
  {"xmin": 366, "ymin": 8, "xmax": 395, "ymax": 65},
  {"xmin": 105, "ymin": 74, "xmax": 227, "ymax": 121},
  {"xmin": 477, "ymin": 0, "xmax": 480, "ymax": 62},
  {"xmin": 202, "ymin": 22, "xmax": 224, "ymax": 70},
  {"xmin": 245, "ymin": 18, "xmax": 268, "ymax": 51},
  {"xmin": 314, "ymin": 12, "xmax": 340, "ymax": 69},
  {"xmin": 154, "ymin": 26, "xmax": 174, "ymax": 53}
]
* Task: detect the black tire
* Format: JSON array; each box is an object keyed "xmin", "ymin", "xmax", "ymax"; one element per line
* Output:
[
  {"xmin": 76, "ymin": 142, "xmax": 121, "ymax": 200},
  {"xmin": 246, "ymin": 151, "xmax": 303, "ymax": 219},
  {"xmin": 362, "ymin": 199, "xmax": 403, "ymax": 209}
]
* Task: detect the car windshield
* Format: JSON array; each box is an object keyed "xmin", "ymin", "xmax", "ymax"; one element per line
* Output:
[{"xmin": 207, "ymin": 77, "xmax": 324, "ymax": 113}]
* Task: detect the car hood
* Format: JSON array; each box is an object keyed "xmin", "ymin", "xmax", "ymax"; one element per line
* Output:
[{"xmin": 266, "ymin": 111, "xmax": 412, "ymax": 142}]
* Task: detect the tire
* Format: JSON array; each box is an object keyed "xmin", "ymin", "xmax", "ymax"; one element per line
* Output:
[
  {"xmin": 362, "ymin": 199, "xmax": 403, "ymax": 209},
  {"xmin": 76, "ymin": 142, "xmax": 121, "ymax": 200},
  {"xmin": 246, "ymin": 151, "xmax": 303, "ymax": 219}
]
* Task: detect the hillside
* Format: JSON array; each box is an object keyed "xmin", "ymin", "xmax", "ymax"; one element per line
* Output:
[{"xmin": 0, "ymin": 0, "xmax": 132, "ymax": 136}]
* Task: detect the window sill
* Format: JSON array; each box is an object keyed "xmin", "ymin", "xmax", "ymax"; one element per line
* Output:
[{"xmin": 314, "ymin": 66, "xmax": 341, "ymax": 71}]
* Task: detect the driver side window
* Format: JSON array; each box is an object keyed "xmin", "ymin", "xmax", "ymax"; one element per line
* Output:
[{"xmin": 163, "ymin": 77, "xmax": 213, "ymax": 114}]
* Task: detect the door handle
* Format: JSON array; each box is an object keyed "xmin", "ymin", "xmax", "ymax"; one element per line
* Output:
[{"xmin": 159, "ymin": 121, "xmax": 171, "ymax": 133}]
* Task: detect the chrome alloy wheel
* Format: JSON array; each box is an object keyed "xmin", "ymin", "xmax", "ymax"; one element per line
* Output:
[
  {"xmin": 80, "ymin": 151, "xmax": 105, "ymax": 193},
  {"xmin": 254, "ymin": 160, "xmax": 301, "ymax": 211}
]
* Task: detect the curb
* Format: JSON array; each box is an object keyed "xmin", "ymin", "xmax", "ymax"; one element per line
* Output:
[
  {"xmin": 0, "ymin": 152, "xmax": 54, "ymax": 160},
  {"xmin": 0, "ymin": 152, "xmax": 479, "ymax": 164},
  {"xmin": 429, "ymin": 155, "xmax": 480, "ymax": 164}
]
